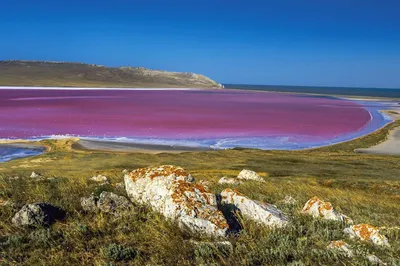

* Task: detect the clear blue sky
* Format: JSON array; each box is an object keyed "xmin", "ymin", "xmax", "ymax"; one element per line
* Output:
[{"xmin": 1, "ymin": 0, "xmax": 399, "ymax": 88}]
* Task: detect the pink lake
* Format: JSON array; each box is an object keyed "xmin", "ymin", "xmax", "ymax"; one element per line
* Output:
[{"xmin": 0, "ymin": 88, "xmax": 387, "ymax": 150}]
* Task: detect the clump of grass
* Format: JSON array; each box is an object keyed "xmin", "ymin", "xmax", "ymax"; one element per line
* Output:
[{"xmin": 102, "ymin": 243, "xmax": 137, "ymax": 262}]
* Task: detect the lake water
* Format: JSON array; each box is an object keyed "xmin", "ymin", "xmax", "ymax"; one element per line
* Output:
[
  {"xmin": 0, "ymin": 87, "xmax": 396, "ymax": 161},
  {"xmin": 0, "ymin": 145, "xmax": 45, "ymax": 163}
]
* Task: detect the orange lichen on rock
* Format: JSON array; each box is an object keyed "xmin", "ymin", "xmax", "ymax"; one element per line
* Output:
[
  {"xmin": 344, "ymin": 224, "xmax": 389, "ymax": 246},
  {"xmin": 124, "ymin": 165, "xmax": 228, "ymax": 237},
  {"xmin": 170, "ymin": 180, "xmax": 228, "ymax": 230},
  {"xmin": 353, "ymin": 224, "xmax": 377, "ymax": 240},
  {"xmin": 327, "ymin": 240, "xmax": 353, "ymax": 257},
  {"xmin": 302, "ymin": 197, "xmax": 353, "ymax": 224},
  {"xmin": 302, "ymin": 196, "xmax": 320, "ymax": 212},
  {"xmin": 330, "ymin": 240, "xmax": 346, "ymax": 248},
  {"xmin": 128, "ymin": 165, "xmax": 192, "ymax": 182}
]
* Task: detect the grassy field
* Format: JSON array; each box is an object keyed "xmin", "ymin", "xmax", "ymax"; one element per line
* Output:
[
  {"xmin": 0, "ymin": 121, "xmax": 399, "ymax": 265},
  {"xmin": 0, "ymin": 61, "xmax": 221, "ymax": 89}
]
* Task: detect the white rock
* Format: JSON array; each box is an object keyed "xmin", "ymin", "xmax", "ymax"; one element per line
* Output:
[
  {"xmin": 282, "ymin": 195, "xmax": 297, "ymax": 205},
  {"xmin": 90, "ymin": 175, "xmax": 109, "ymax": 183},
  {"xmin": 366, "ymin": 255, "xmax": 386, "ymax": 265},
  {"xmin": 220, "ymin": 188, "xmax": 288, "ymax": 228},
  {"xmin": 302, "ymin": 197, "xmax": 353, "ymax": 224},
  {"xmin": 344, "ymin": 224, "xmax": 389, "ymax": 246},
  {"xmin": 218, "ymin": 177, "xmax": 241, "ymax": 185},
  {"xmin": 327, "ymin": 240, "xmax": 353, "ymax": 257},
  {"xmin": 237, "ymin": 169, "xmax": 264, "ymax": 182},
  {"xmin": 124, "ymin": 165, "xmax": 228, "ymax": 237},
  {"xmin": 30, "ymin": 171, "xmax": 41, "ymax": 178}
]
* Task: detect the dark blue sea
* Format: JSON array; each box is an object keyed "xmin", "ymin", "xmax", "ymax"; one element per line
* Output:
[{"xmin": 225, "ymin": 84, "xmax": 400, "ymax": 98}]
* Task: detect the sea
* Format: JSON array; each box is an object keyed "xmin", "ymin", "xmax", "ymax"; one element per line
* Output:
[{"xmin": 225, "ymin": 84, "xmax": 400, "ymax": 98}]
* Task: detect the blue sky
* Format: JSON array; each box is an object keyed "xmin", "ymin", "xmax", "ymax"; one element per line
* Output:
[{"xmin": 1, "ymin": 0, "xmax": 399, "ymax": 88}]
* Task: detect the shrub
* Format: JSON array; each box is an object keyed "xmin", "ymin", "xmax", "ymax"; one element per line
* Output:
[{"xmin": 102, "ymin": 243, "xmax": 137, "ymax": 261}]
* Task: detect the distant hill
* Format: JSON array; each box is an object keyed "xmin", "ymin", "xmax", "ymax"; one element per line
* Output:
[{"xmin": 0, "ymin": 60, "xmax": 224, "ymax": 88}]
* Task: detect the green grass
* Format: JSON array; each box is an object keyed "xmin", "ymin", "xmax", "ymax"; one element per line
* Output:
[{"xmin": 0, "ymin": 123, "xmax": 399, "ymax": 265}]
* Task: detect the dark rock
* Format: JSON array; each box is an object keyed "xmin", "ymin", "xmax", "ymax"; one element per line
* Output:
[
  {"xmin": 80, "ymin": 194, "xmax": 98, "ymax": 212},
  {"xmin": 97, "ymin": 192, "xmax": 132, "ymax": 215},
  {"xmin": 80, "ymin": 192, "xmax": 132, "ymax": 216},
  {"xmin": 12, "ymin": 203, "xmax": 66, "ymax": 227}
]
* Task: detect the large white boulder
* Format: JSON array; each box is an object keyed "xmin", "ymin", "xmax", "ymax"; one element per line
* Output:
[
  {"xmin": 124, "ymin": 165, "xmax": 228, "ymax": 238},
  {"xmin": 237, "ymin": 169, "xmax": 265, "ymax": 182},
  {"xmin": 220, "ymin": 188, "xmax": 288, "ymax": 228},
  {"xmin": 302, "ymin": 197, "xmax": 353, "ymax": 224},
  {"xmin": 344, "ymin": 224, "xmax": 389, "ymax": 246}
]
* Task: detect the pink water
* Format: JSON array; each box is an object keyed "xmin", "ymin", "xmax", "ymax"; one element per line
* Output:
[{"xmin": 0, "ymin": 88, "xmax": 376, "ymax": 149}]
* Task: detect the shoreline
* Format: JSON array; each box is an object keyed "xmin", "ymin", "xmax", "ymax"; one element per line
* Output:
[
  {"xmin": 0, "ymin": 88, "xmax": 398, "ymax": 157},
  {"xmin": 354, "ymin": 110, "xmax": 400, "ymax": 155},
  {"xmin": 72, "ymin": 139, "xmax": 213, "ymax": 154}
]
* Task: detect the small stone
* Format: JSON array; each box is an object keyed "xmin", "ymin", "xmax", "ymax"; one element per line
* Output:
[
  {"xmin": 366, "ymin": 255, "xmax": 386, "ymax": 265},
  {"xmin": 12, "ymin": 203, "xmax": 66, "ymax": 227},
  {"xmin": 97, "ymin": 191, "xmax": 132, "ymax": 215},
  {"xmin": 327, "ymin": 240, "xmax": 353, "ymax": 257},
  {"xmin": 30, "ymin": 171, "xmax": 41, "ymax": 178},
  {"xmin": 90, "ymin": 175, "xmax": 109, "ymax": 183},
  {"xmin": 344, "ymin": 224, "xmax": 389, "ymax": 246},
  {"xmin": 80, "ymin": 195, "xmax": 98, "ymax": 212},
  {"xmin": 302, "ymin": 197, "xmax": 353, "ymax": 224},
  {"xmin": 282, "ymin": 195, "xmax": 297, "ymax": 205},
  {"xmin": 237, "ymin": 169, "xmax": 264, "ymax": 182},
  {"xmin": 218, "ymin": 177, "xmax": 241, "ymax": 185},
  {"xmin": 220, "ymin": 188, "xmax": 288, "ymax": 228},
  {"xmin": 115, "ymin": 182, "xmax": 125, "ymax": 190}
]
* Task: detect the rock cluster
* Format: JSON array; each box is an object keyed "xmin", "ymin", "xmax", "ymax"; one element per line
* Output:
[
  {"xmin": 123, "ymin": 165, "xmax": 289, "ymax": 237},
  {"xmin": 217, "ymin": 169, "xmax": 265, "ymax": 185},
  {"xmin": 302, "ymin": 197, "xmax": 353, "ymax": 224},
  {"xmin": 12, "ymin": 203, "xmax": 66, "ymax": 227}
]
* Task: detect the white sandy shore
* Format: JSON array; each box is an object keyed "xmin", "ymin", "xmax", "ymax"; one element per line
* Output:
[
  {"xmin": 73, "ymin": 139, "xmax": 212, "ymax": 154},
  {"xmin": 356, "ymin": 128, "xmax": 400, "ymax": 155},
  {"xmin": 355, "ymin": 111, "xmax": 400, "ymax": 155}
]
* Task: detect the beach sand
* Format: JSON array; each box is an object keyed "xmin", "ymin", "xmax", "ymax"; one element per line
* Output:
[
  {"xmin": 72, "ymin": 139, "xmax": 213, "ymax": 154},
  {"xmin": 355, "ymin": 110, "xmax": 400, "ymax": 155}
]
